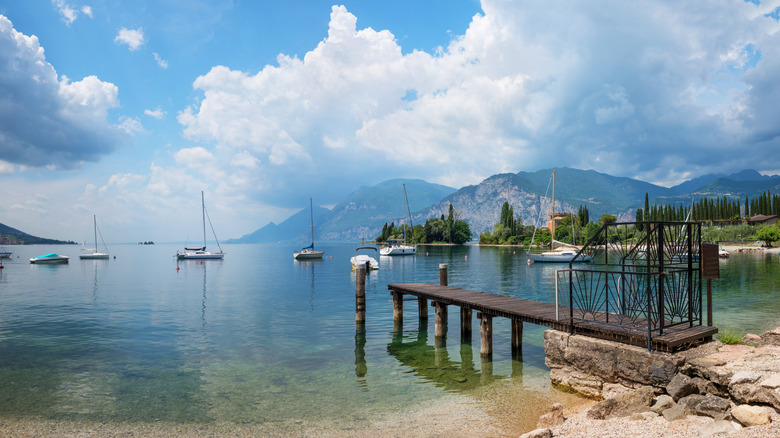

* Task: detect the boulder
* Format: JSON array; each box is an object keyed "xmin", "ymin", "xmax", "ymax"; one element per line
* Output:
[
  {"xmin": 662, "ymin": 404, "xmax": 688, "ymax": 421},
  {"xmin": 536, "ymin": 403, "xmax": 565, "ymax": 429},
  {"xmin": 650, "ymin": 394, "xmax": 675, "ymax": 414},
  {"xmin": 731, "ymin": 404, "xmax": 771, "ymax": 427},
  {"xmin": 666, "ymin": 373, "xmax": 700, "ymax": 401},
  {"xmin": 742, "ymin": 333, "xmax": 762, "ymax": 345},
  {"xmin": 694, "ymin": 394, "xmax": 732, "ymax": 420},
  {"xmin": 519, "ymin": 428, "xmax": 552, "ymax": 438},
  {"xmin": 698, "ymin": 420, "xmax": 741, "ymax": 437},
  {"xmin": 586, "ymin": 386, "xmax": 654, "ymax": 420},
  {"xmin": 729, "ymin": 372, "xmax": 780, "ymax": 409}
]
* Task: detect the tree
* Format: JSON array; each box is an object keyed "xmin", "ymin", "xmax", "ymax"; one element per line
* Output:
[
  {"xmin": 598, "ymin": 214, "xmax": 617, "ymax": 226},
  {"xmin": 756, "ymin": 226, "xmax": 780, "ymax": 247}
]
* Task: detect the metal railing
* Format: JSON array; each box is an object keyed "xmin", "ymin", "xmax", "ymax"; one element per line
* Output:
[{"xmin": 557, "ymin": 221, "xmax": 702, "ymax": 350}]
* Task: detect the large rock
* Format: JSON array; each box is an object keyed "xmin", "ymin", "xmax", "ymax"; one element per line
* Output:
[
  {"xmin": 650, "ymin": 394, "xmax": 675, "ymax": 414},
  {"xmin": 519, "ymin": 428, "xmax": 551, "ymax": 438},
  {"xmin": 666, "ymin": 373, "xmax": 699, "ymax": 401},
  {"xmin": 729, "ymin": 371, "xmax": 780, "ymax": 409},
  {"xmin": 586, "ymin": 386, "xmax": 655, "ymax": 420},
  {"xmin": 536, "ymin": 403, "xmax": 565, "ymax": 428},
  {"xmin": 694, "ymin": 394, "xmax": 732, "ymax": 420},
  {"xmin": 699, "ymin": 420, "xmax": 741, "ymax": 437},
  {"xmin": 731, "ymin": 404, "xmax": 771, "ymax": 426}
]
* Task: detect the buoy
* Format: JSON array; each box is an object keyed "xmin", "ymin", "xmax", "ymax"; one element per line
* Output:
[
  {"xmin": 465, "ymin": 255, "xmax": 468, "ymax": 261},
  {"xmin": 513, "ymin": 251, "xmax": 516, "ymax": 255},
  {"xmin": 527, "ymin": 259, "xmax": 531, "ymax": 264},
  {"xmin": 426, "ymin": 252, "xmax": 429, "ymax": 256},
  {"xmin": 200, "ymin": 261, "xmax": 203, "ymax": 264},
  {"xmin": 176, "ymin": 266, "xmax": 180, "ymax": 271}
]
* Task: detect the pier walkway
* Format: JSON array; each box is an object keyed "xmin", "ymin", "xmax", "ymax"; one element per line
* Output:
[{"xmin": 387, "ymin": 282, "xmax": 718, "ymax": 353}]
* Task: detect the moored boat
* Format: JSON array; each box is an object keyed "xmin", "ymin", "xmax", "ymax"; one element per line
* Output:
[
  {"xmin": 177, "ymin": 191, "xmax": 225, "ymax": 260},
  {"xmin": 80, "ymin": 215, "xmax": 110, "ymax": 260},
  {"xmin": 30, "ymin": 253, "xmax": 70, "ymax": 264},
  {"xmin": 351, "ymin": 246, "xmax": 379, "ymax": 270},
  {"xmin": 294, "ymin": 198, "xmax": 324, "ymax": 260}
]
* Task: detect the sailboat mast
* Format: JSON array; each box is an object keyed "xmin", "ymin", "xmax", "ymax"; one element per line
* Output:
[
  {"xmin": 402, "ymin": 184, "xmax": 406, "ymax": 244},
  {"xmin": 93, "ymin": 214, "xmax": 97, "ymax": 250},
  {"xmin": 201, "ymin": 191, "xmax": 207, "ymax": 248},
  {"xmin": 309, "ymin": 197, "xmax": 315, "ymax": 247},
  {"xmin": 551, "ymin": 170, "xmax": 556, "ymax": 239}
]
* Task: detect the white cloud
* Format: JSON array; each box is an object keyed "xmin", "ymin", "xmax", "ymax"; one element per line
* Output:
[
  {"xmin": 153, "ymin": 52, "xmax": 168, "ymax": 69},
  {"xmin": 52, "ymin": 0, "xmax": 77, "ymax": 25},
  {"xmin": 144, "ymin": 107, "xmax": 166, "ymax": 119},
  {"xmin": 115, "ymin": 27, "xmax": 145, "ymax": 51},
  {"xmin": 0, "ymin": 15, "xmax": 128, "ymax": 169},
  {"xmin": 81, "ymin": 6, "xmax": 93, "ymax": 19}
]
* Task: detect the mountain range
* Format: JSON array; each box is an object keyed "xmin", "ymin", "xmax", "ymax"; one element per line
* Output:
[{"xmin": 227, "ymin": 167, "xmax": 780, "ymax": 244}]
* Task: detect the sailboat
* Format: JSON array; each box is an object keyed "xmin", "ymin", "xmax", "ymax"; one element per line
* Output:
[
  {"xmin": 79, "ymin": 215, "xmax": 110, "ymax": 260},
  {"xmin": 176, "ymin": 191, "xmax": 225, "ymax": 260},
  {"xmin": 294, "ymin": 198, "xmax": 324, "ymax": 260},
  {"xmin": 0, "ymin": 242, "xmax": 11, "ymax": 258},
  {"xmin": 380, "ymin": 183, "xmax": 416, "ymax": 256},
  {"xmin": 528, "ymin": 170, "xmax": 592, "ymax": 263}
]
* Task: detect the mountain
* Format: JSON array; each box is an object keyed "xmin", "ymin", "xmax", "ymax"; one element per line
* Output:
[
  {"xmin": 0, "ymin": 222, "xmax": 76, "ymax": 245},
  {"xmin": 417, "ymin": 168, "xmax": 675, "ymax": 234},
  {"xmin": 227, "ymin": 179, "xmax": 457, "ymax": 244},
  {"xmin": 228, "ymin": 167, "xmax": 778, "ymax": 243}
]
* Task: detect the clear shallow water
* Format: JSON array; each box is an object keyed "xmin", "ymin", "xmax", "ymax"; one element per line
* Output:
[{"xmin": 0, "ymin": 243, "xmax": 776, "ymax": 425}]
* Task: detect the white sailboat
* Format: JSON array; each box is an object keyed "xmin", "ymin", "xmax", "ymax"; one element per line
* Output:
[
  {"xmin": 528, "ymin": 170, "xmax": 592, "ymax": 263},
  {"xmin": 294, "ymin": 198, "xmax": 324, "ymax": 260},
  {"xmin": 177, "ymin": 191, "xmax": 225, "ymax": 260},
  {"xmin": 80, "ymin": 215, "xmax": 110, "ymax": 260},
  {"xmin": 380, "ymin": 183, "xmax": 416, "ymax": 256}
]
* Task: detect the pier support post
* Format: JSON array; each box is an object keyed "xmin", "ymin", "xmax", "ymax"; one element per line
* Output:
[
  {"xmin": 511, "ymin": 319, "xmax": 523, "ymax": 355},
  {"xmin": 355, "ymin": 322, "xmax": 367, "ymax": 378},
  {"xmin": 478, "ymin": 312, "xmax": 493, "ymax": 357},
  {"xmin": 418, "ymin": 297, "xmax": 428, "ymax": 320},
  {"xmin": 392, "ymin": 290, "xmax": 403, "ymax": 322},
  {"xmin": 460, "ymin": 308, "xmax": 472, "ymax": 344},
  {"xmin": 439, "ymin": 263, "xmax": 448, "ymax": 286},
  {"xmin": 355, "ymin": 264, "xmax": 366, "ymax": 323},
  {"xmin": 434, "ymin": 301, "xmax": 448, "ymax": 345}
]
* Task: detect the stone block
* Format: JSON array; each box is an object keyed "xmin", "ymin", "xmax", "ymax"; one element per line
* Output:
[
  {"xmin": 667, "ymin": 373, "xmax": 699, "ymax": 401},
  {"xmin": 650, "ymin": 394, "xmax": 675, "ymax": 414},
  {"xmin": 586, "ymin": 386, "xmax": 654, "ymax": 420},
  {"xmin": 732, "ymin": 404, "xmax": 771, "ymax": 426},
  {"xmin": 694, "ymin": 394, "xmax": 732, "ymax": 420},
  {"xmin": 536, "ymin": 403, "xmax": 564, "ymax": 429}
]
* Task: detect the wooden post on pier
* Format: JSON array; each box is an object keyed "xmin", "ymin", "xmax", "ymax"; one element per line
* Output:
[
  {"xmin": 461, "ymin": 308, "xmax": 472, "ymax": 344},
  {"xmin": 392, "ymin": 290, "xmax": 403, "ymax": 322},
  {"xmin": 434, "ymin": 301, "xmax": 448, "ymax": 341},
  {"xmin": 355, "ymin": 264, "xmax": 366, "ymax": 323},
  {"xmin": 439, "ymin": 263, "xmax": 448, "ymax": 286},
  {"xmin": 511, "ymin": 319, "xmax": 523, "ymax": 356},
  {"xmin": 478, "ymin": 312, "xmax": 492, "ymax": 357}
]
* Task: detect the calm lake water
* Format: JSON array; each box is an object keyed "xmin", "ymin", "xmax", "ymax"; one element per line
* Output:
[{"xmin": 0, "ymin": 243, "xmax": 777, "ymax": 426}]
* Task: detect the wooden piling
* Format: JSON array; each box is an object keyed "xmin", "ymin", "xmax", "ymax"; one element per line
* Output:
[
  {"xmin": 511, "ymin": 319, "xmax": 523, "ymax": 354},
  {"xmin": 392, "ymin": 290, "xmax": 403, "ymax": 322},
  {"xmin": 461, "ymin": 307, "xmax": 472, "ymax": 343},
  {"xmin": 355, "ymin": 264, "xmax": 366, "ymax": 323},
  {"xmin": 418, "ymin": 296, "xmax": 428, "ymax": 319},
  {"xmin": 434, "ymin": 301, "xmax": 448, "ymax": 339},
  {"xmin": 439, "ymin": 263, "xmax": 448, "ymax": 286},
  {"xmin": 478, "ymin": 312, "xmax": 492, "ymax": 357}
]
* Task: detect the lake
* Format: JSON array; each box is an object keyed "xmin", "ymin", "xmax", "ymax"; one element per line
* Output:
[{"xmin": 0, "ymin": 243, "xmax": 777, "ymax": 432}]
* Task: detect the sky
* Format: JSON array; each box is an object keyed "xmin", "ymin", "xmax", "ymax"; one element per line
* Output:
[{"xmin": 0, "ymin": 0, "xmax": 779, "ymax": 243}]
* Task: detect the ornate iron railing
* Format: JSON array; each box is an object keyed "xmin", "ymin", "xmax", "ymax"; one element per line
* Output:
[{"xmin": 557, "ymin": 222, "xmax": 702, "ymax": 350}]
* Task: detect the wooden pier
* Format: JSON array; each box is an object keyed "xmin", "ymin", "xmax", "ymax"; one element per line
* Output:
[{"xmin": 387, "ymin": 281, "xmax": 718, "ymax": 354}]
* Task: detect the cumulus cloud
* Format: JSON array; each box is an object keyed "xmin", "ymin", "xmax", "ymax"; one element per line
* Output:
[
  {"xmin": 115, "ymin": 27, "xmax": 145, "ymax": 51},
  {"xmin": 144, "ymin": 107, "xmax": 166, "ymax": 119},
  {"xmin": 0, "ymin": 15, "xmax": 129, "ymax": 169},
  {"xmin": 175, "ymin": 1, "xmax": 780, "ymax": 209}
]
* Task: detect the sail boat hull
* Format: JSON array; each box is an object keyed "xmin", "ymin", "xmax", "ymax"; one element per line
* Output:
[
  {"xmin": 80, "ymin": 253, "xmax": 110, "ymax": 260},
  {"xmin": 293, "ymin": 249, "xmax": 324, "ymax": 260},
  {"xmin": 379, "ymin": 245, "xmax": 415, "ymax": 256},
  {"xmin": 177, "ymin": 250, "xmax": 224, "ymax": 260}
]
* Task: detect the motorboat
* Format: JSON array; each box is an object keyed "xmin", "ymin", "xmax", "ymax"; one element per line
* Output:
[
  {"xmin": 294, "ymin": 198, "xmax": 324, "ymax": 260},
  {"xmin": 379, "ymin": 239, "xmax": 416, "ymax": 256},
  {"xmin": 80, "ymin": 215, "xmax": 110, "ymax": 260},
  {"xmin": 177, "ymin": 191, "xmax": 225, "ymax": 260},
  {"xmin": 351, "ymin": 246, "xmax": 379, "ymax": 270},
  {"xmin": 528, "ymin": 249, "xmax": 592, "ymax": 263},
  {"xmin": 30, "ymin": 253, "xmax": 70, "ymax": 264},
  {"xmin": 719, "ymin": 249, "xmax": 730, "ymax": 258}
]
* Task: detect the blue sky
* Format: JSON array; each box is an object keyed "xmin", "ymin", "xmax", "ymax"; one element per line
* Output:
[{"xmin": 0, "ymin": 0, "xmax": 779, "ymax": 243}]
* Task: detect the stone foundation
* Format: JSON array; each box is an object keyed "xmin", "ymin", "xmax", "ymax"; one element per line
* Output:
[{"xmin": 544, "ymin": 330, "xmax": 685, "ymax": 399}]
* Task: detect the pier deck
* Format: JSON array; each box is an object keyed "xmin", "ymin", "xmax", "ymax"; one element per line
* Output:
[{"xmin": 388, "ymin": 282, "xmax": 717, "ymax": 352}]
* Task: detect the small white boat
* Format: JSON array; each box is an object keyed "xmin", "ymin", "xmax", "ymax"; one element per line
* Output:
[
  {"xmin": 294, "ymin": 198, "xmax": 324, "ymax": 260},
  {"xmin": 351, "ymin": 246, "xmax": 379, "ymax": 270},
  {"xmin": 80, "ymin": 215, "xmax": 110, "ymax": 260},
  {"xmin": 177, "ymin": 191, "xmax": 225, "ymax": 260},
  {"xmin": 719, "ymin": 249, "xmax": 730, "ymax": 258},
  {"xmin": 379, "ymin": 239, "xmax": 416, "ymax": 256},
  {"xmin": 528, "ymin": 249, "xmax": 592, "ymax": 263},
  {"xmin": 30, "ymin": 253, "xmax": 70, "ymax": 264}
]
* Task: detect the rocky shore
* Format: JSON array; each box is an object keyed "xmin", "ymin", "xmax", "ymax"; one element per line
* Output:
[{"xmin": 523, "ymin": 327, "xmax": 780, "ymax": 438}]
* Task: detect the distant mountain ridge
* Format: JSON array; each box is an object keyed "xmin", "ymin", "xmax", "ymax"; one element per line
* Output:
[
  {"xmin": 228, "ymin": 167, "xmax": 778, "ymax": 243},
  {"xmin": 0, "ymin": 222, "xmax": 76, "ymax": 245}
]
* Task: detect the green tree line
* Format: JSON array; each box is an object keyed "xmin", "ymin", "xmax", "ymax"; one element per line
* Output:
[
  {"xmin": 635, "ymin": 190, "xmax": 780, "ymax": 225},
  {"xmin": 375, "ymin": 203, "xmax": 472, "ymax": 245}
]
